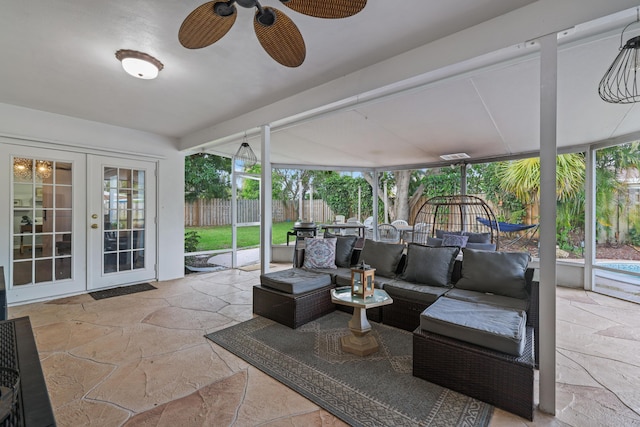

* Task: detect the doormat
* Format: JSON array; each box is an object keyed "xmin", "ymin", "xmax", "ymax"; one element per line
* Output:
[
  {"xmin": 89, "ymin": 283, "xmax": 157, "ymax": 300},
  {"xmin": 206, "ymin": 311, "xmax": 493, "ymax": 426}
]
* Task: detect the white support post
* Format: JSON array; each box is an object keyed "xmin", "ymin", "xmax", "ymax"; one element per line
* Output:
[
  {"xmin": 260, "ymin": 125, "xmax": 272, "ymax": 275},
  {"xmin": 372, "ymin": 169, "xmax": 379, "ymax": 240},
  {"xmin": 538, "ymin": 33, "xmax": 557, "ymax": 416},
  {"xmin": 358, "ymin": 186, "xmax": 362, "ymax": 222},
  {"xmin": 584, "ymin": 148, "xmax": 595, "ymax": 291},
  {"xmin": 231, "ymin": 157, "xmax": 238, "ymax": 268},
  {"xmin": 383, "ymin": 180, "xmax": 388, "ymax": 223}
]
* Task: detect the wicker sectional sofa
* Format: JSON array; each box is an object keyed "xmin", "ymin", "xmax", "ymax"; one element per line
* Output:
[{"xmin": 253, "ymin": 236, "xmax": 538, "ymax": 420}]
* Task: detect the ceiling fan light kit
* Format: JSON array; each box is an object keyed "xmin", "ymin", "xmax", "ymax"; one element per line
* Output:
[
  {"xmin": 178, "ymin": 0, "xmax": 366, "ymax": 67},
  {"xmin": 599, "ymin": 9, "xmax": 640, "ymax": 104}
]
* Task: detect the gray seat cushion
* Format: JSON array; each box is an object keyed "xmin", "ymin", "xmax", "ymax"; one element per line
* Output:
[
  {"xmin": 305, "ymin": 266, "xmax": 352, "ymax": 283},
  {"xmin": 260, "ymin": 268, "xmax": 332, "ymax": 294},
  {"xmin": 420, "ymin": 297, "xmax": 527, "ymax": 356},
  {"xmin": 384, "ymin": 279, "xmax": 449, "ymax": 305},
  {"xmin": 444, "ymin": 288, "xmax": 529, "ymax": 311}
]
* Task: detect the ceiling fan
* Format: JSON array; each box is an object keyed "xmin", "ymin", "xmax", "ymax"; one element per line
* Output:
[{"xmin": 178, "ymin": 0, "xmax": 367, "ymax": 67}]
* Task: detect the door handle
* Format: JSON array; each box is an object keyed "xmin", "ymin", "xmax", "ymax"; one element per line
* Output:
[{"xmin": 91, "ymin": 224, "xmax": 99, "ymax": 229}]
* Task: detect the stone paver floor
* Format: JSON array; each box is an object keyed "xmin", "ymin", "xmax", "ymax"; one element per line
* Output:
[{"xmin": 8, "ymin": 265, "xmax": 640, "ymax": 426}]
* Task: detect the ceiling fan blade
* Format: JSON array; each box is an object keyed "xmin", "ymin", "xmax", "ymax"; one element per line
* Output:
[
  {"xmin": 254, "ymin": 7, "xmax": 306, "ymax": 67},
  {"xmin": 279, "ymin": 0, "xmax": 366, "ymax": 19},
  {"xmin": 179, "ymin": 1, "xmax": 237, "ymax": 49}
]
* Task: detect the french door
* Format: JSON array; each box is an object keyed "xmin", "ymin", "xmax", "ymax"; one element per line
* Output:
[
  {"xmin": 87, "ymin": 155, "xmax": 156, "ymax": 290},
  {"xmin": 5, "ymin": 145, "xmax": 87, "ymax": 302},
  {"xmin": 3, "ymin": 145, "xmax": 157, "ymax": 303}
]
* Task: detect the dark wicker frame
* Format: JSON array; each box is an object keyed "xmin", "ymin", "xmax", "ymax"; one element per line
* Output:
[
  {"xmin": 413, "ymin": 326, "xmax": 535, "ymax": 421},
  {"xmin": 412, "ymin": 277, "xmax": 539, "ymax": 420},
  {"xmin": 411, "ymin": 194, "xmax": 500, "ymax": 249},
  {"xmin": 252, "ymin": 283, "xmax": 336, "ymax": 329}
]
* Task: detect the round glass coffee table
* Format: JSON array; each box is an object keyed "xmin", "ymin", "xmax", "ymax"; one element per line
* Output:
[{"xmin": 330, "ymin": 287, "xmax": 393, "ymax": 356}]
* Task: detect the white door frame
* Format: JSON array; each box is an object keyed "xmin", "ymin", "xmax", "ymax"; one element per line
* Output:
[
  {"xmin": 2, "ymin": 144, "xmax": 87, "ymax": 303},
  {"xmin": 87, "ymin": 155, "xmax": 157, "ymax": 290}
]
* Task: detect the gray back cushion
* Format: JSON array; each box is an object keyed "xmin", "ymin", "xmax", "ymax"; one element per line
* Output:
[
  {"xmin": 358, "ymin": 240, "xmax": 405, "ymax": 278},
  {"xmin": 426, "ymin": 237, "xmax": 442, "ymax": 247},
  {"xmin": 400, "ymin": 244, "xmax": 460, "ymax": 287},
  {"xmin": 334, "ymin": 235, "xmax": 358, "ymax": 268},
  {"xmin": 463, "ymin": 231, "xmax": 491, "ymax": 244},
  {"xmin": 436, "ymin": 230, "xmax": 462, "ymax": 238},
  {"xmin": 455, "ymin": 248, "xmax": 530, "ymax": 299},
  {"xmin": 465, "ymin": 242, "xmax": 496, "ymax": 251}
]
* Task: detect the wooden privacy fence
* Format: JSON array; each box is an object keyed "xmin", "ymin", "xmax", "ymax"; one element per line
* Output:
[{"xmin": 185, "ymin": 199, "xmax": 335, "ymax": 226}]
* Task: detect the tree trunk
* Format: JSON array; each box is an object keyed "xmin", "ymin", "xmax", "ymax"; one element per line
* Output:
[
  {"xmin": 394, "ymin": 170, "xmax": 411, "ymax": 221},
  {"xmin": 363, "ymin": 170, "xmax": 418, "ymax": 223}
]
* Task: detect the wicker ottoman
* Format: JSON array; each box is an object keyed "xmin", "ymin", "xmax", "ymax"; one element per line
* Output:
[
  {"xmin": 413, "ymin": 327, "xmax": 535, "ymax": 421},
  {"xmin": 253, "ymin": 269, "xmax": 335, "ymax": 328}
]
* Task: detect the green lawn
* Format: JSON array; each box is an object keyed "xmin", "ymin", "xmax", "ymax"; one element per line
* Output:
[{"xmin": 186, "ymin": 222, "xmax": 295, "ymax": 251}]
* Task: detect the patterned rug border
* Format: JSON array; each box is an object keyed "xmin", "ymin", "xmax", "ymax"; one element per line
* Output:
[{"xmin": 206, "ymin": 312, "xmax": 493, "ymax": 427}]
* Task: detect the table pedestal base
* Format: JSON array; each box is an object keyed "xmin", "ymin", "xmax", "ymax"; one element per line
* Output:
[
  {"xmin": 341, "ymin": 307, "xmax": 379, "ymax": 356},
  {"xmin": 341, "ymin": 333, "xmax": 379, "ymax": 356}
]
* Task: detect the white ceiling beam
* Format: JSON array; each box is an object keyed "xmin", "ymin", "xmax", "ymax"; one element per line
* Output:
[{"xmin": 179, "ymin": 0, "xmax": 638, "ymax": 151}]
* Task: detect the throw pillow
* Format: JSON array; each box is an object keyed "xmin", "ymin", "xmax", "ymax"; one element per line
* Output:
[
  {"xmin": 334, "ymin": 235, "xmax": 359, "ymax": 268},
  {"xmin": 462, "ymin": 231, "xmax": 491, "ymax": 244},
  {"xmin": 426, "ymin": 237, "xmax": 442, "ymax": 247},
  {"xmin": 436, "ymin": 229, "xmax": 462, "ymax": 239},
  {"xmin": 442, "ymin": 234, "xmax": 469, "ymax": 248},
  {"xmin": 455, "ymin": 248, "xmax": 530, "ymax": 299},
  {"xmin": 303, "ymin": 238, "xmax": 337, "ymax": 269},
  {"xmin": 400, "ymin": 244, "xmax": 460, "ymax": 287},
  {"xmin": 358, "ymin": 239, "xmax": 405, "ymax": 278}
]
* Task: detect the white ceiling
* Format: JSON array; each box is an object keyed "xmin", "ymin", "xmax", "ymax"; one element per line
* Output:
[{"xmin": 2, "ymin": 1, "xmax": 640, "ymax": 169}]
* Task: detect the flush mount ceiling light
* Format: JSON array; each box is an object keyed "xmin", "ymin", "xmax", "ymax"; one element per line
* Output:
[
  {"xmin": 599, "ymin": 9, "xmax": 640, "ymax": 104},
  {"xmin": 178, "ymin": 0, "xmax": 367, "ymax": 67},
  {"xmin": 115, "ymin": 49, "xmax": 164, "ymax": 79}
]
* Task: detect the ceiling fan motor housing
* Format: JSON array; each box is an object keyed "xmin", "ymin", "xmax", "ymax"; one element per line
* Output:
[{"xmin": 235, "ymin": 0, "xmax": 258, "ymax": 8}]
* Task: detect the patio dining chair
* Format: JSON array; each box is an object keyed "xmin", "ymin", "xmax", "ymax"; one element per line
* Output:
[
  {"xmin": 363, "ymin": 216, "xmax": 374, "ymax": 239},
  {"xmin": 391, "ymin": 219, "xmax": 410, "ymax": 242},
  {"xmin": 377, "ymin": 223, "xmax": 400, "ymax": 243},
  {"xmin": 342, "ymin": 218, "xmax": 362, "ymax": 236}
]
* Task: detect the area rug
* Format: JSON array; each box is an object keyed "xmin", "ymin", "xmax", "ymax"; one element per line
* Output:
[
  {"xmin": 89, "ymin": 283, "xmax": 156, "ymax": 300},
  {"xmin": 206, "ymin": 311, "xmax": 493, "ymax": 426}
]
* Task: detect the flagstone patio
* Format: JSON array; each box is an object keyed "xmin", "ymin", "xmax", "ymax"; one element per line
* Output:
[{"xmin": 8, "ymin": 265, "xmax": 640, "ymax": 426}]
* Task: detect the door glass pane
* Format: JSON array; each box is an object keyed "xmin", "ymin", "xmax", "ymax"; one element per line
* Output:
[
  {"xmin": 102, "ymin": 167, "xmax": 145, "ymax": 274},
  {"xmin": 12, "ymin": 157, "xmax": 72, "ymax": 286}
]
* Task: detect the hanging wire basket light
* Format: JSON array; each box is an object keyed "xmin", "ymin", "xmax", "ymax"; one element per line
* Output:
[
  {"xmin": 234, "ymin": 136, "xmax": 257, "ymax": 170},
  {"xmin": 598, "ymin": 9, "xmax": 640, "ymax": 104}
]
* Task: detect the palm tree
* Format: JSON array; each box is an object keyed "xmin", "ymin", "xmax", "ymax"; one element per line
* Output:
[
  {"xmin": 497, "ymin": 153, "xmax": 585, "ymax": 224},
  {"xmin": 595, "ymin": 142, "xmax": 640, "ymax": 243}
]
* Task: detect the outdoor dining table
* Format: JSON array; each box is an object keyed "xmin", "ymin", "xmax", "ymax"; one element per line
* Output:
[
  {"xmin": 320, "ymin": 223, "xmax": 368, "ymax": 237},
  {"xmin": 392, "ymin": 224, "xmax": 414, "ymax": 243}
]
